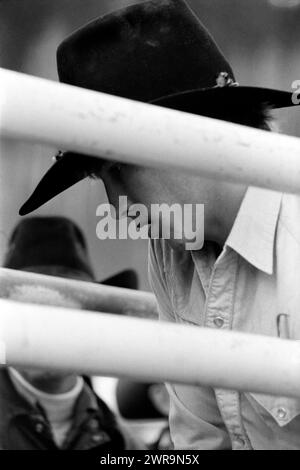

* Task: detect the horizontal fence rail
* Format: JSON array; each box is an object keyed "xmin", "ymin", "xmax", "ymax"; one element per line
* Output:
[
  {"xmin": 0, "ymin": 268, "xmax": 158, "ymax": 319},
  {"xmin": 1, "ymin": 298, "xmax": 300, "ymax": 397},
  {"xmin": 1, "ymin": 68, "xmax": 300, "ymax": 193}
]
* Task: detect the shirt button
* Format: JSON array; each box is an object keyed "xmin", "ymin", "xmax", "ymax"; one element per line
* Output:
[
  {"xmin": 213, "ymin": 316, "xmax": 224, "ymax": 328},
  {"xmin": 35, "ymin": 423, "xmax": 44, "ymax": 433},
  {"xmin": 277, "ymin": 407, "xmax": 287, "ymax": 420},
  {"xmin": 92, "ymin": 432, "xmax": 105, "ymax": 443}
]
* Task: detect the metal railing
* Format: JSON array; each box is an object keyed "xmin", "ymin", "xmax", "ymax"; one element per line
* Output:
[
  {"xmin": 1, "ymin": 67, "xmax": 300, "ymax": 193},
  {"xmin": 1, "ymin": 67, "xmax": 300, "ymax": 396},
  {"xmin": 1, "ymin": 297, "xmax": 300, "ymax": 397}
]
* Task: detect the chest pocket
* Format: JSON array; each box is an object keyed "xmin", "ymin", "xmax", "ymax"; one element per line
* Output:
[
  {"xmin": 246, "ymin": 392, "xmax": 300, "ymax": 428},
  {"xmin": 247, "ymin": 311, "xmax": 300, "ymax": 429}
]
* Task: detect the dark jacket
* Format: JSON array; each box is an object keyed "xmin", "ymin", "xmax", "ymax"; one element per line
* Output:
[{"xmin": 0, "ymin": 369, "xmax": 126, "ymax": 450}]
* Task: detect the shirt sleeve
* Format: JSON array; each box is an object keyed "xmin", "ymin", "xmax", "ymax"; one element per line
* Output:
[{"xmin": 148, "ymin": 240, "xmax": 231, "ymax": 450}]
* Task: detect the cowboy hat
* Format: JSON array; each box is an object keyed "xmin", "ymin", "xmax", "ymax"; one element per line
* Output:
[
  {"xmin": 4, "ymin": 216, "xmax": 138, "ymax": 289},
  {"xmin": 19, "ymin": 0, "xmax": 298, "ymax": 216}
]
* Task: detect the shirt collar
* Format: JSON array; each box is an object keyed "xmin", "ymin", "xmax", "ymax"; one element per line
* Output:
[
  {"xmin": 3, "ymin": 369, "xmax": 97, "ymax": 420},
  {"xmin": 8, "ymin": 368, "xmax": 84, "ymax": 420},
  {"xmin": 226, "ymin": 187, "xmax": 282, "ymax": 275}
]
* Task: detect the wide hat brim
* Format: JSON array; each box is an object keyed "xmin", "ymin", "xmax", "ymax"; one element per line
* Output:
[
  {"xmin": 152, "ymin": 85, "xmax": 296, "ymax": 111},
  {"xmin": 19, "ymin": 84, "xmax": 297, "ymax": 216}
]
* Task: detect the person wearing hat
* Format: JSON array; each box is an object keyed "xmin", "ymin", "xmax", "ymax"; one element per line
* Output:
[
  {"xmin": 0, "ymin": 216, "xmax": 142, "ymax": 450},
  {"xmin": 18, "ymin": 0, "xmax": 300, "ymax": 450}
]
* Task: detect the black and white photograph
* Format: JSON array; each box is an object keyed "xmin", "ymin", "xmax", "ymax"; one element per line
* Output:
[{"xmin": 0, "ymin": 0, "xmax": 300, "ymax": 457}]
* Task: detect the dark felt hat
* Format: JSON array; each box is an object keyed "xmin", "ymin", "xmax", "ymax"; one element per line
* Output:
[
  {"xmin": 4, "ymin": 216, "xmax": 138, "ymax": 289},
  {"xmin": 4, "ymin": 216, "xmax": 95, "ymax": 279},
  {"xmin": 19, "ymin": 0, "xmax": 298, "ymax": 216}
]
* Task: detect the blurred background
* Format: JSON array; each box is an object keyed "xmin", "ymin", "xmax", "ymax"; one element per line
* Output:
[{"xmin": 1, "ymin": 0, "xmax": 300, "ymax": 290}]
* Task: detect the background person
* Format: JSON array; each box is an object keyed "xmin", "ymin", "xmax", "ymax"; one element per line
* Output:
[{"xmin": 0, "ymin": 216, "xmax": 143, "ymax": 450}]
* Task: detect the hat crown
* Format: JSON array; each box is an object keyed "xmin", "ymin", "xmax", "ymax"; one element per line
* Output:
[
  {"xmin": 57, "ymin": 0, "xmax": 234, "ymax": 102},
  {"xmin": 4, "ymin": 216, "xmax": 94, "ymax": 279}
]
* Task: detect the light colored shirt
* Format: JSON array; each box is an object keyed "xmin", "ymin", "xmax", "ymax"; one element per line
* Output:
[
  {"xmin": 148, "ymin": 186, "xmax": 300, "ymax": 450},
  {"xmin": 9, "ymin": 368, "xmax": 83, "ymax": 447}
]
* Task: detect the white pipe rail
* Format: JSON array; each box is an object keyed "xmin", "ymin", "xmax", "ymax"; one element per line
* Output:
[
  {"xmin": 1, "ymin": 68, "xmax": 300, "ymax": 193},
  {"xmin": 0, "ymin": 268, "xmax": 158, "ymax": 319},
  {"xmin": 1, "ymin": 298, "xmax": 300, "ymax": 397}
]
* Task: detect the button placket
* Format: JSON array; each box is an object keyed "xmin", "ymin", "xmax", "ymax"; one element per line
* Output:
[
  {"xmin": 207, "ymin": 251, "xmax": 250, "ymax": 448},
  {"xmin": 215, "ymin": 389, "xmax": 251, "ymax": 450},
  {"xmin": 204, "ymin": 250, "xmax": 237, "ymax": 330}
]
